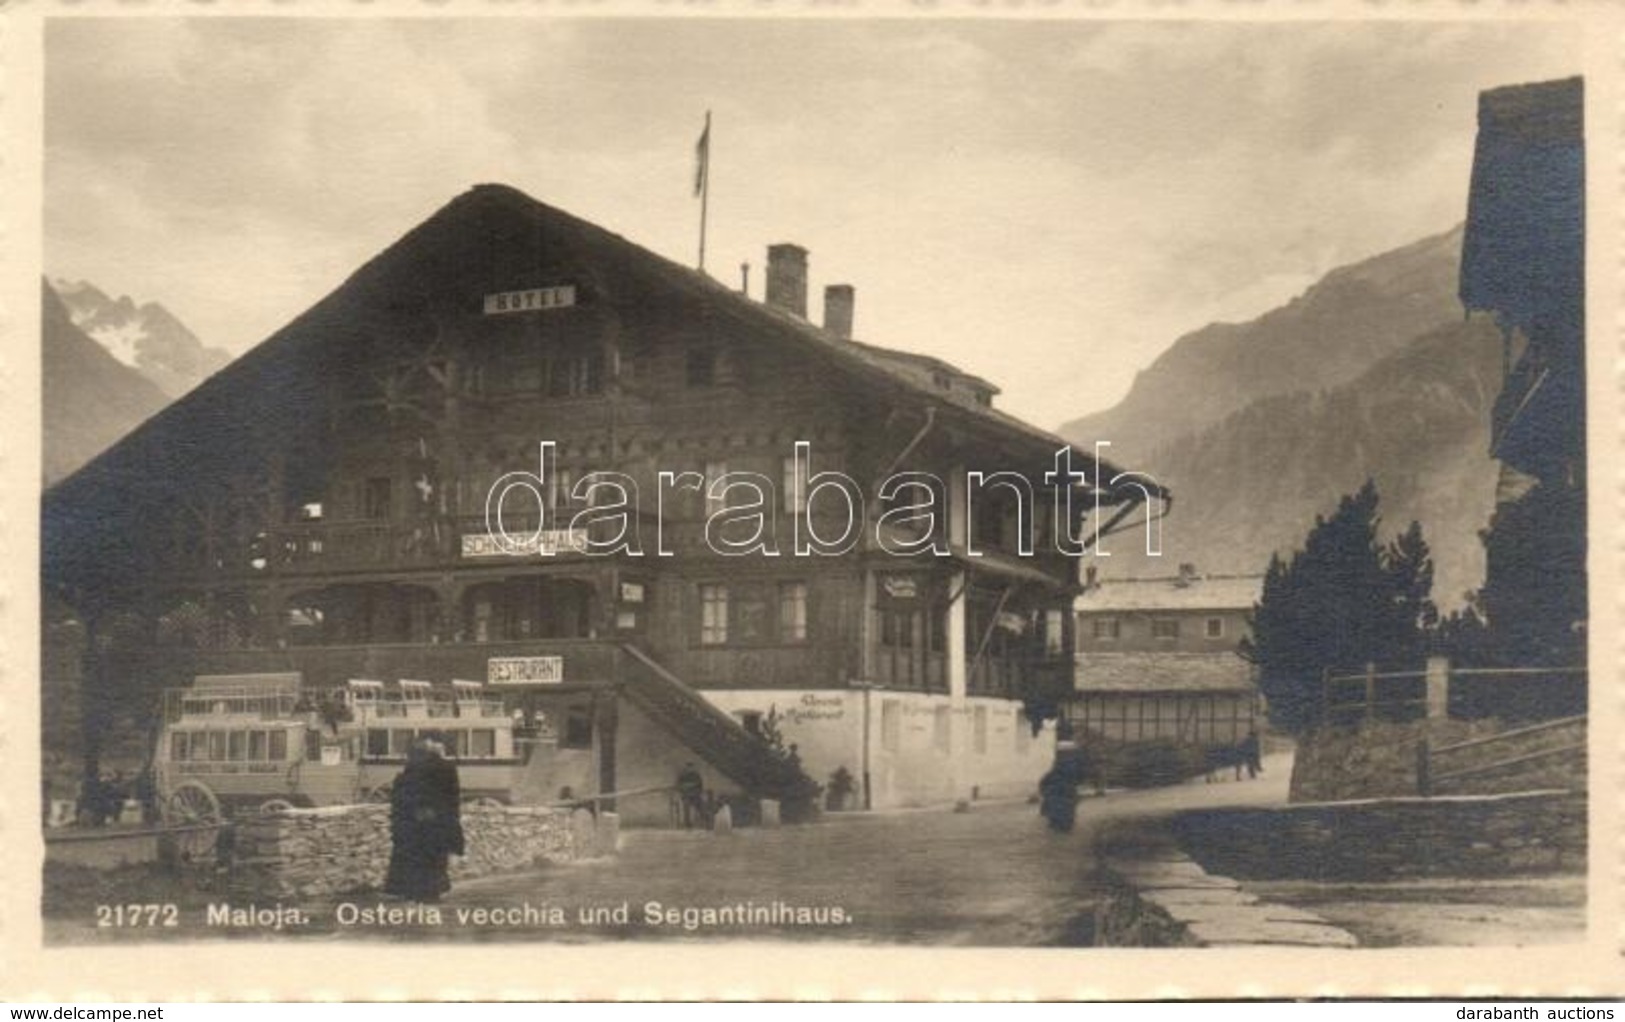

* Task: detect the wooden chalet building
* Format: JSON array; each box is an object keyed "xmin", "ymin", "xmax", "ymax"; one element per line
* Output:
[
  {"xmin": 1461, "ymin": 77, "xmax": 1587, "ymax": 677},
  {"xmin": 42, "ymin": 184, "xmax": 1162, "ymax": 821}
]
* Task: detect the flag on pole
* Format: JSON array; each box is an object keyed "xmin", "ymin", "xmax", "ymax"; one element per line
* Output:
[{"xmin": 694, "ymin": 112, "xmax": 711, "ymax": 198}]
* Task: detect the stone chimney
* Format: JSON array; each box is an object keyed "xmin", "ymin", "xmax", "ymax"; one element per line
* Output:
[
  {"xmin": 766, "ymin": 244, "xmax": 808, "ymax": 318},
  {"xmin": 823, "ymin": 284, "xmax": 855, "ymax": 339}
]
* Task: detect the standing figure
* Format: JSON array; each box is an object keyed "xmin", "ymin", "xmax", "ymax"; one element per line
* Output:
[
  {"xmin": 675, "ymin": 762, "xmax": 705, "ymax": 829},
  {"xmin": 1242, "ymin": 727, "xmax": 1263, "ymax": 780},
  {"xmin": 384, "ymin": 732, "xmax": 465, "ymax": 903}
]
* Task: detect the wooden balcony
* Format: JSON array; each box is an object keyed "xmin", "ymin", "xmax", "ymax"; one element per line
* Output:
[{"xmin": 145, "ymin": 638, "xmax": 626, "ymax": 693}]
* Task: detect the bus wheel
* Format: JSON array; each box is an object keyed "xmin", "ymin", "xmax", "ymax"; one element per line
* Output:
[{"xmin": 165, "ymin": 780, "xmax": 222, "ymax": 862}]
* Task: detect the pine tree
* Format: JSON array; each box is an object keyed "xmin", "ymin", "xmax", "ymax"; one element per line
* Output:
[{"xmin": 1242, "ymin": 481, "xmax": 1435, "ymax": 733}]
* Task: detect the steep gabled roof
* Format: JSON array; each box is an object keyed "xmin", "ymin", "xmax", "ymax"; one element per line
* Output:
[
  {"xmin": 44, "ymin": 185, "xmax": 1161, "ymax": 582},
  {"xmin": 1074, "ymin": 652, "xmax": 1256, "ymax": 694},
  {"xmin": 1076, "ymin": 574, "xmax": 1263, "ymax": 613}
]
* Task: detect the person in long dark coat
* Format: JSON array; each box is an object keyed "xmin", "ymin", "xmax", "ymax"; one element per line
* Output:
[{"xmin": 384, "ymin": 733, "xmax": 465, "ymax": 903}]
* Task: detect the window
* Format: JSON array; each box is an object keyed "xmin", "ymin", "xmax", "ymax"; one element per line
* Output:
[
  {"xmin": 1151, "ymin": 618, "xmax": 1180, "ymax": 640},
  {"xmin": 686, "ymin": 348, "xmax": 717, "ymax": 387},
  {"xmin": 469, "ymin": 729, "xmax": 497, "ymax": 758},
  {"xmin": 734, "ymin": 589, "xmax": 770, "ymax": 644},
  {"xmin": 207, "ymin": 731, "xmax": 228, "ymax": 761},
  {"xmin": 248, "ymin": 731, "xmax": 267, "ymax": 760},
  {"xmin": 782, "ymin": 455, "xmax": 807, "ymax": 513},
  {"xmin": 390, "ymin": 729, "xmax": 415, "ymax": 757},
  {"xmin": 1092, "ymin": 617, "xmax": 1120, "ymax": 640},
  {"xmin": 548, "ymin": 468, "xmax": 576, "ymax": 512},
  {"xmin": 779, "ymin": 582, "xmax": 808, "ymax": 642},
  {"xmin": 364, "ymin": 477, "xmax": 392, "ymax": 520},
  {"xmin": 548, "ymin": 352, "xmax": 603, "ymax": 398},
  {"xmin": 880, "ymin": 608, "xmax": 915, "ymax": 649},
  {"xmin": 268, "ymin": 730, "xmax": 288, "ymax": 761},
  {"xmin": 703, "ymin": 461, "xmax": 729, "ymax": 518},
  {"xmin": 562, "ymin": 708, "xmax": 593, "ymax": 749},
  {"xmin": 1205, "ymin": 617, "xmax": 1225, "ymax": 639},
  {"xmin": 700, "ymin": 584, "xmax": 729, "ymax": 645}
]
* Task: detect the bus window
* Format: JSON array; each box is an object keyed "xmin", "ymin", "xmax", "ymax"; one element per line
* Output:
[
  {"xmin": 470, "ymin": 729, "xmax": 496, "ymax": 758},
  {"xmin": 208, "ymin": 731, "xmax": 228, "ymax": 761},
  {"xmin": 248, "ymin": 731, "xmax": 267, "ymax": 760},
  {"xmin": 229, "ymin": 731, "xmax": 248, "ymax": 761},
  {"xmin": 366, "ymin": 729, "xmax": 389, "ymax": 758},
  {"xmin": 390, "ymin": 730, "xmax": 414, "ymax": 757},
  {"xmin": 446, "ymin": 730, "xmax": 469, "ymax": 758},
  {"xmin": 269, "ymin": 730, "xmax": 288, "ymax": 761},
  {"xmin": 171, "ymin": 732, "xmax": 189, "ymax": 762}
]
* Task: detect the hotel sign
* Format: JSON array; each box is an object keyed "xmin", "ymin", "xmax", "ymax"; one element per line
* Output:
[
  {"xmin": 483, "ymin": 285, "xmax": 576, "ymax": 315},
  {"xmin": 488, "ymin": 656, "xmax": 565, "ymax": 686},
  {"xmin": 461, "ymin": 529, "xmax": 590, "ymax": 558}
]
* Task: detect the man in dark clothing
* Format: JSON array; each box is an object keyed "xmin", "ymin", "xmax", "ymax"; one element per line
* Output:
[
  {"xmin": 1242, "ymin": 728, "xmax": 1263, "ymax": 779},
  {"xmin": 675, "ymin": 762, "xmax": 705, "ymax": 829},
  {"xmin": 384, "ymin": 732, "xmax": 465, "ymax": 903}
]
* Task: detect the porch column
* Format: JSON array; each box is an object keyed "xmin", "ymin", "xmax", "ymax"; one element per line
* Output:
[{"xmin": 947, "ymin": 467, "xmax": 968, "ymax": 704}]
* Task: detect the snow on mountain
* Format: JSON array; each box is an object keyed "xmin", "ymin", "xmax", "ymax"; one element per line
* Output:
[{"xmin": 49, "ymin": 277, "xmax": 232, "ymax": 398}]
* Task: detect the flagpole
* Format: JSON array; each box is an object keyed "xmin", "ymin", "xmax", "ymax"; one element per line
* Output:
[{"xmin": 698, "ymin": 110, "xmax": 711, "ymax": 273}]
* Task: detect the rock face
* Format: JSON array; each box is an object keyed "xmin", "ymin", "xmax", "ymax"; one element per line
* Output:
[
  {"xmin": 50, "ymin": 278, "xmax": 232, "ymax": 399},
  {"xmin": 229, "ymin": 803, "xmax": 614, "ymax": 901},
  {"xmin": 41, "ymin": 281, "xmax": 171, "ymax": 485},
  {"xmin": 1058, "ymin": 227, "xmax": 1502, "ymax": 608}
]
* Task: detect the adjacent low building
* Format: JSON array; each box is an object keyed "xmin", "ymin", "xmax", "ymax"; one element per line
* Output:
[{"xmin": 1068, "ymin": 568, "xmax": 1261, "ymax": 783}]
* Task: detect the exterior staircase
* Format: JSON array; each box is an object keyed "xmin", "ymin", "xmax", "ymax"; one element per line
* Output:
[{"xmin": 619, "ymin": 644, "xmax": 814, "ymax": 805}]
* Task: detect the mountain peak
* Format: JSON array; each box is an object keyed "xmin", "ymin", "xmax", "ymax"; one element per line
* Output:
[
  {"xmin": 48, "ymin": 277, "xmax": 230, "ymax": 398},
  {"xmin": 1058, "ymin": 225, "xmax": 1467, "ymax": 457}
]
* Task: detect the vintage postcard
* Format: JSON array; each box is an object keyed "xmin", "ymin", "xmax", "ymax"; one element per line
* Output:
[{"xmin": 1, "ymin": 2, "xmax": 1620, "ymax": 1001}]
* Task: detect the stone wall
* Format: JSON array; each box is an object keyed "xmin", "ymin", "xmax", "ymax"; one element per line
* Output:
[
  {"xmin": 230, "ymin": 803, "xmax": 616, "ymax": 900},
  {"xmin": 1290, "ymin": 718, "xmax": 1494, "ymax": 802},
  {"xmin": 1292, "ymin": 717, "xmax": 1587, "ymax": 802},
  {"xmin": 1431, "ymin": 717, "xmax": 1587, "ymax": 796},
  {"xmin": 1172, "ymin": 790, "xmax": 1585, "ymax": 882}
]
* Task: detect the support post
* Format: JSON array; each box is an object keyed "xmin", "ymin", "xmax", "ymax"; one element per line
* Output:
[{"xmin": 1425, "ymin": 656, "xmax": 1450, "ymax": 720}]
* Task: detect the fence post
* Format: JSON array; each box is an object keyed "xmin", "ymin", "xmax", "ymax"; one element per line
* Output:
[
  {"xmin": 1425, "ymin": 656, "xmax": 1450, "ymax": 720},
  {"xmin": 1416, "ymin": 737, "xmax": 1432, "ymax": 797},
  {"xmin": 1364, "ymin": 662, "xmax": 1376, "ymax": 722}
]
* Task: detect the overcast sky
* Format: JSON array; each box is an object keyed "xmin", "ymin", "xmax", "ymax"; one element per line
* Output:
[{"xmin": 45, "ymin": 17, "xmax": 1579, "ymax": 428}]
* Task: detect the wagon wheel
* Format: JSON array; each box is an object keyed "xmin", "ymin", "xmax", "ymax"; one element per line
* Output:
[
  {"xmin": 259, "ymin": 798, "xmax": 295, "ymax": 816},
  {"xmin": 164, "ymin": 780, "xmax": 222, "ymax": 862}
]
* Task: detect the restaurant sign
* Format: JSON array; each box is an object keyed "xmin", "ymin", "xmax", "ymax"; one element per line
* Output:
[
  {"xmin": 483, "ymin": 285, "xmax": 576, "ymax": 316},
  {"xmin": 461, "ymin": 529, "xmax": 589, "ymax": 558},
  {"xmin": 488, "ymin": 656, "xmax": 565, "ymax": 686}
]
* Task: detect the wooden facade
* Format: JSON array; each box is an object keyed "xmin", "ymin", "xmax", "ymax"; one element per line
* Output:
[{"xmin": 43, "ymin": 185, "xmax": 1161, "ymax": 811}]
